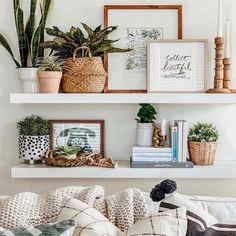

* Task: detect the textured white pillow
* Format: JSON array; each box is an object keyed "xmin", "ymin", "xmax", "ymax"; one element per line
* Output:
[
  {"xmin": 57, "ymin": 197, "xmax": 121, "ymax": 236},
  {"xmin": 124, "ymin": 207, "xmax": 187, "ymax": 236}
]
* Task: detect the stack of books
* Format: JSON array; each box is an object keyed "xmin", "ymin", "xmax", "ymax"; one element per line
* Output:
[{"xmin": 130, "ymin": 146, "xmax": 193, "ymax": 168}]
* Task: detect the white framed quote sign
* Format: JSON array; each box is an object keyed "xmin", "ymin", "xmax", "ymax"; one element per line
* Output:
[{"xmin": 148, "ymin": 40, "xmax": 207, "ymax": 92}]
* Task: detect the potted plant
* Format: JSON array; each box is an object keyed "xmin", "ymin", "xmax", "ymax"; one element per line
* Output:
[
  {"xmin": 40, "ymin": 23, "xmax": 132, "ymax": 93},
  {"xmin": 136, "ymin": 104, "xmax": 157, "ymax": 147},
  {"xmin": 17, "ymin": 115, "xmax": 50, "ymax": 164},
  {"xmin": 188, "ymin": 122, "xmax": 219, "ymax": 166},
  {"xmin": 37, "ymin": 57, "xmax": 64, "ymax": 93},
  {"xmin": 0, "ymin": 0, "xmax": 52, "ymax": 93}
]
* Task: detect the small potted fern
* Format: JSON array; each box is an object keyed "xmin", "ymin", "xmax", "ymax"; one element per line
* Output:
[
  {"xmin": 37, "ymin": 57, "xmax": 64, "ymax": 93},
  {"xmin": 136, "ymin": 104, "xmax": 157, "ymax": 146},
  {"xmin": 188, "ymin": 122, "xmax": 219, "ymax": 165}
]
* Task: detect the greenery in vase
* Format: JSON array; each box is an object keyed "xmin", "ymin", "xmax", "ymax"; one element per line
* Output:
[
  {"xmin": 17, "ymin": 115, "xmax": 49, "ymax": 136},
  {"xmin": 40, "ymin": 23, "xmax": 132, "ymax": 60},
  {"xmin": 136, "ymin": 104, "xmax": 157, "ymax": 123},
  {"xmin": 188, "ymin": 122, "xmax": 219, "ymax": 142},
  {"xmin": 37, "ymin": 57, "xmax": 65, "ymax": 72},
  {"xmin": 0, "ymin": 0, "xmax": 52, "ymax": 67}
]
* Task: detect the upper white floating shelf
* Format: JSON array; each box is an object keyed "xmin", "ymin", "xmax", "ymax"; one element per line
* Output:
[{"xmin": 10, "ymin": 93, "xmax": 236, "ymax": 104}]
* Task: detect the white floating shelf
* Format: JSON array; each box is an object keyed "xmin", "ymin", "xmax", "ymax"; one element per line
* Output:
[
  {"xmin": 11, "ymin": 161, "xmax": 236, "ymax": 179},
  {"xmin": 10, "ymin": 93, "xmax": 236, "ymax": 104}
]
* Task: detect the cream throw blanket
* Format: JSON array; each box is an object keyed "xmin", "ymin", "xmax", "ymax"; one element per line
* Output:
[{"xmin": 0, "ymin": 186, "xmax": 148, "ymax": 232}]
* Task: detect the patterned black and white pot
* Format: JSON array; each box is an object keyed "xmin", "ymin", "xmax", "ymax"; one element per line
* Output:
[{"xmin": 19, "ymin": 135, "xmax": 49, "ymax": 164}]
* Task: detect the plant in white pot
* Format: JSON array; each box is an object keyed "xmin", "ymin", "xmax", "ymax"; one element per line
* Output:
[
  {"xmin": 188, "ymin": 122, "xmax": 219, "ymax": 166},
  {"xmin": 37, "ymin": 57, "xmax": 64, "ymax": 93},
  {"xmin": 0, "ymin": 0, "xmax": 52, "ymax": 93},
  {"xmin": 17, "ymin": 115, "xmax": 50, "ymax": 164},
  {"xmin": 136, "ymin": 104, "xmax": 157, "ymax": 147}
]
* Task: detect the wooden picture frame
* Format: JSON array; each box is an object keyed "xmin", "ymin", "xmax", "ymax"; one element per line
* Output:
[
  {"xmin": 104, "ymin": 5, "xmax": 183, "ymax": 93},
  {"xmin": 147, "ymin": 39, "xmax": 208, "ymax": 93},
  {"xmin": 49, "ymin": 120, "xmax": 105, "ymax": 156}
]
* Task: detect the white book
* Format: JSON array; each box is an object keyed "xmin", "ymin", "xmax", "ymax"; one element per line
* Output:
[
  {"xmin": 132, "ymin": 157, "xmax": 172, "ymax": 162},
  {"xmin": 132, "ymin": 153, "xmax": 172, "ymax": 158},
  {"xmin": 182, "ymin": 121, "xmax": 188, "ymax": 162},
  {"xmin": 132, "ymin": 146, "xmax": 172, "ymax": 153},
  {"xmin": 174, "ymin": 120, "xmax": 183, "ymax": 162}
]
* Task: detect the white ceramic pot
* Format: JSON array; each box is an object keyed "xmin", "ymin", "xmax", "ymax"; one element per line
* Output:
[
  {"xmin": 136, "ymin": 123, "xmax": 154, "ymax": 147},
  {"xmin": 19, "ymin": 135, "xmax": 49, "ymax": 164},
  {"xmin": 18, "ymin": 68, "xmax": 39, "ymax": 93}
]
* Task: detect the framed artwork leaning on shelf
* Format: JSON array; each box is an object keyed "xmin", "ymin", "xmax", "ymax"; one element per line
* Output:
[
  {"xmin": 147, "ymin": 40, "xmax": 208, "ymax": 93},
  {"xmin": 104, "ymin": 5, "xmax": 183, "ymax": 93},
  {"xmin": 49, "ymin": 120, "xmax": 105, "ymax": 156}
]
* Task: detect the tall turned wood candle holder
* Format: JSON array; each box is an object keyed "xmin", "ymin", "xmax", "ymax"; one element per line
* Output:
[{"xmin": 206, "ymin": 37, "xmax": 231, "ymax": 93}]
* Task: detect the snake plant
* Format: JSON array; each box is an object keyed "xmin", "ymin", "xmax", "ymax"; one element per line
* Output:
[
  {"xmin": 0, "ymin": 0, "xmax": 52, "ymax": 67},
  {"xmin": 40, "ymin": 23, "xmax": 132, "ymax": 59}
]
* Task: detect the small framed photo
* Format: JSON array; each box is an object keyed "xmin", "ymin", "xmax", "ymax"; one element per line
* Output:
[
  {"xmin": 104, "ymin": 5, "xmax": 183, "ymax": 93},
  {"xmin": 148, "ymin": 40, "xmax": 207, "ymax": 92},
  {"xmin": 49, "ymin": 120, "xmax": 105, "ymax": 156}
]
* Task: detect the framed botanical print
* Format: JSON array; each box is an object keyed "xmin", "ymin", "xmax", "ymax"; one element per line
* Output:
[
  {"xmin": 49, "ymin": 120, "xmax": 105, "ymax": 156},
  {"xmin": 104, "ymin": 5, "xmax": 183, "ymax": 93},
  {"xmin": 147, "ymin": 40, "xmax": 207, "ymax": 92}
]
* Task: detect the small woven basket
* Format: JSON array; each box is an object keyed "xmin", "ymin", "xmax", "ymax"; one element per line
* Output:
[
  {"xmin": 188, "ymin": 141, "xmax": 217, "ymax": 166},
  {"xmin": 62, "ymin": 46, "xmax": 107, "ymax": 93}
]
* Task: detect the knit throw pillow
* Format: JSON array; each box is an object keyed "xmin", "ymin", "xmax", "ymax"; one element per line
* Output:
[
  {"xmin": 160, "ymin": 193, "xmax": 236, "ymax": 236},
  {"xmin": 124, "ymin": 207, "xmax": 187, "ymax": 236},
  {"xmin": 0, "ymin": 186, "xmax": 104, "ymax": 229},
  {"xmin": 57, "ymin": 197, "xmax": 121, "ymax": 236},
  {"xmin": 0, "ymin": 220, "xmax": 75, "ymax": 236}
]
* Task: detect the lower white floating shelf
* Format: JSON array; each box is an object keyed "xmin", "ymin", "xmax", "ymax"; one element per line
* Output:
[{"xmin": 11, "ymin": 161, "xmax": 236, "ymax": 179}]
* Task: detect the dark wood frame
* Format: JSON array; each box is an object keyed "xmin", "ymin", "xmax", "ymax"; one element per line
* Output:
[
  {"xmin": 49, "ymin": 120, "xmax": 105, "ymax": 156},
  {"xmin": 104, "ymin": 5, "xmax": 183, "ymax": 93}
]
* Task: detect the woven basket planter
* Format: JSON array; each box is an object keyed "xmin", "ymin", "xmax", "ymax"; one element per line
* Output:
[
  {"xmin": 188, "ymin": 141, "xmax": 217, "ymax": 166},
  {"xmin": 62, "ymin": 46, "xmax": 107, "ymax": 93}
]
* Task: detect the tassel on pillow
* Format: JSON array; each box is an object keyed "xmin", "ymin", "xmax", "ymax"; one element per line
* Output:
[{"xmin": 150, "ymin": 179, "xmax": 177, "ymax": 202}]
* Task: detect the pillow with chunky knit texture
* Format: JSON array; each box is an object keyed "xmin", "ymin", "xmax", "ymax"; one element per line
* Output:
[
  {"xmin": 57, "ymin": 197, "xmax": 121, "ymax": 236},
  {"xmin": 0, "ymin": 220, "xmax": 75, "ymax": 236},
  {"xmin": 0, "ymin": 186, "xmax": 104, "ymax": 229}
]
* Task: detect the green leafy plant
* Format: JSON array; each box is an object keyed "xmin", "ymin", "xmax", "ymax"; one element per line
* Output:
[
  {"xmin": 0, "ymin": 0, "xmax": 52, "ymax": 67},
  {"xmin": 37, "ymin": 57, "xmax": 65, "ymax": 72},
  {"xmin": 17, "ymin": 115, "xmax": 49, "ymax": 136},
  {"xmin": 56, "ymin": 146, "xmax": 83, "ymax": 156},
  {"xmin": 40, "ymin": 23, "xmax": 132, "ymax": 59},
  {"xmin": 136, "ymin": 104, "xmax": 157, "ymax": 123},
  {"xmin": 188, "ymin": 122, "xmax": 219, "ymax": 142}
]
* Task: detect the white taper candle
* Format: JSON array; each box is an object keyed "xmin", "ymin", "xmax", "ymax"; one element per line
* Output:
[
  {"xmin": 217, "ymin": 0, "xmax": 223, "ymax": 37},
  {"xmin": 225, "ymin": 19, "xmax": 230, "ymax": 58}
]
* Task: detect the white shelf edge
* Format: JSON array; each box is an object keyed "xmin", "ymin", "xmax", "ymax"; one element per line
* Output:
[
  {"xmin": 11, "ymin": 161, "xmax": 236, "ymax": 179},
  {"xmin": 10, "ymin": 93, "xmax": 236, "ymax": 104}
]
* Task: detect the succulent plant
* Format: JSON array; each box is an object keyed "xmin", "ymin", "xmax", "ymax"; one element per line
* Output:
[
  {"xmin": 40, "ymin": 23, "xmax": 132, "ymax": 59},
  {"xmin": 36, "ymin": 57, "xmax": 65, "ymax": 72},
  {"xmin": 136, "ymin": 104, "xmax": 157, "ymax": 123},
  {"xmin": 188, "ymin": 122, "xmax": 219, "ymax": 142},
  {"xmin": 56, "ymin": 146, "xmax": 83, "ymax": 156},
  {"xmin": 17, "ymin": 115, "xmax": 49, "ymax": 136}
]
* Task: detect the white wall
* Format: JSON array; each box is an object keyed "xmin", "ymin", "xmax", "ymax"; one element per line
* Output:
[{"xmin": 1, "ymin": 0, "xmax": 236, "ymax": 197}]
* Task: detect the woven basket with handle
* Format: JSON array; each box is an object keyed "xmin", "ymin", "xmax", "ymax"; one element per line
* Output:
[
  {"xmin": 62, "ymin": 46, "xmax": 107, "ymax": 93},
  {"xmin": 188, "ymin": 141, "xmax": 217, "ymax": 166}
]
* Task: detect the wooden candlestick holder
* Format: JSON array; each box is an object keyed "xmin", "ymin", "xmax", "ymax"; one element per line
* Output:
[
  {"xmin": 223, "ymin": 58, "xmax": 236, "ymax": 93},
  {"xmin": 206, "ymin": 37, "xmax": 231, "ymax": 93}
]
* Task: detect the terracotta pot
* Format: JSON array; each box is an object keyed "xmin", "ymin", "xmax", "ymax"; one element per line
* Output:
[{"xmin": 37, "ymin": 71, "xmax": 62, "ymax": 93}]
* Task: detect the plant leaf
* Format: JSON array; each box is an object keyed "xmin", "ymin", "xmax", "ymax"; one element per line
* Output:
[
  {"xmin": 0, "ymin": 33, "xmax": 21, "ymax": 67},
  {"xmin": 31, "ymin": 24, "xmax": 42, "ymax": 65},
  {"xmin": 81, "ymin": 22, "xmax": 94, "ymax": 38}
]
